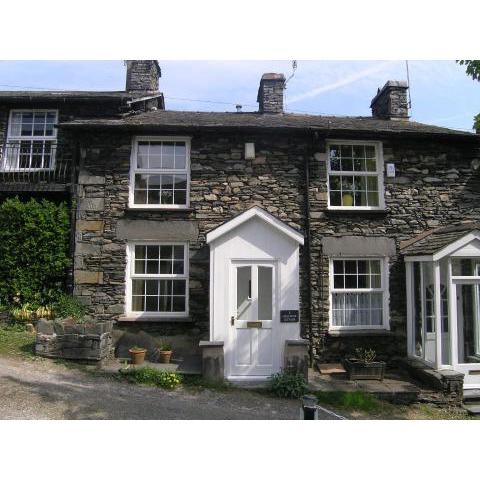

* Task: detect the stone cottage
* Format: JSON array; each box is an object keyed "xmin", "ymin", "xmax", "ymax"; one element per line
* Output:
[{"xmin": 1, "ymin": 60, "xmax": 480, "ymax": 390}]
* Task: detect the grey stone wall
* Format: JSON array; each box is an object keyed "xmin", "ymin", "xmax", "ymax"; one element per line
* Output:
[
  {"xmin": 371, "ymin": 81, "xmax": 409, "ymax": 120},
  {"xmin": 257, "ymin": 73, "xmax": 285, "ymax": 113},
  {"xmin": 308, "ymin": 136, "xmax": 480, "ymax": 360},
  {"xmin": 72, "ymin": 130, "xmax": 309, "ymax": 337},
  {"xmin": 125, "ymin": 60, "xmax": 160, "ymax": 93},
  {"xmin": 70, "ymin": 128, "xmax": 480, "ymax": 360}
]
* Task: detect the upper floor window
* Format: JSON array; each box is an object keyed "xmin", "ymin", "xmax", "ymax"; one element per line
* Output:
[
  {"xmin": 327, "ymin": 141, "xmax": 384, "ymax": 210},
  {"xmin": 130, "ymin": 137, "xmax": 190, "ymax": 208},
  {"xmin": 4, "ymin": 110, "xmax": 57, "ymax": 171}
]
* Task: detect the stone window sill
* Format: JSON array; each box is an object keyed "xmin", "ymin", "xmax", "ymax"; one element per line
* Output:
[
  {"xmin": 118, "ymin": 315, "xmax": 192, "ymax": 323},
  {"xmin": 328, "ymin": 329, "xmax": 393, "ymax": 337},
  {"xmin": 126, "ymin": 207, "xmax": 195, "ymax": 213},
  {"xmin": 325, "ymin": 209, "xmax": 387, "ymax": 216}
]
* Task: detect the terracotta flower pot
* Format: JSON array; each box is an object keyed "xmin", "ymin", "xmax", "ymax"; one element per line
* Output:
[
  {"xmin": 159, "ymin": 350, "xmax": 172, "ymax": 364},
  {"xmin": 129, "ymin": 348, "xmax": 147, "ymax": 365}
]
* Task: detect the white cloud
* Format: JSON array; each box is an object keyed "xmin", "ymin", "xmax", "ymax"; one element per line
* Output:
[{"xmin": 286, "ymin": 60, "xmax": 399, "ymax": 105}]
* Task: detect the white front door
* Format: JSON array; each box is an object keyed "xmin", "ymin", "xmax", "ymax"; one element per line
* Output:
[{"xmin": 229, "ymin": 261, "xmax": 276, "ymax": 377}]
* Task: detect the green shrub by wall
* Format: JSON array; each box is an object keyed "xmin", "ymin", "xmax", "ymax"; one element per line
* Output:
[{"xmin": 0, "ymin": 197, "xmax": 70, "ymax": 306}]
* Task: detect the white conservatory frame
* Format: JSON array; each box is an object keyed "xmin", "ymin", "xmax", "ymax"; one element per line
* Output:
[{"xmin": 405, "ymin": 231, "xmax": 480, "ymax": 388}]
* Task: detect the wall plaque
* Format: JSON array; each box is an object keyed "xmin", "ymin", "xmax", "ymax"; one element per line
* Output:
[{"xmin": 280, "ymin": 310, "xmax": 299, "ymax": 323}]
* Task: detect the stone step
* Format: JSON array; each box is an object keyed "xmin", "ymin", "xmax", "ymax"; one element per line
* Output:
[
  {"xmin": 463, "ymin": 389, "xmax": 480, "ymax": 401},
  {"xmin": 463, "ymin": 404, "xmax": 480, "ymax": 415}
]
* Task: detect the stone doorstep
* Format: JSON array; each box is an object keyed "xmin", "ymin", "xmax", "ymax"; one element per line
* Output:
[
  {"xmin": 308, "ymin": 369, "xmax": 420, "ymax": 404},
  {"xmin": 463, "ymin": 404, "xmax": 480, "ymax": 415}
]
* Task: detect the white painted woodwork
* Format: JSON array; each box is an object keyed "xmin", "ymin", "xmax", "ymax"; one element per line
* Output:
[{"xmin": 207, "ymin": 207, "xmax": 303, "ymax": 379}]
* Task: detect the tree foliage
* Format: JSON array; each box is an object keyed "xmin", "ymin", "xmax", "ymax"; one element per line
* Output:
[
  {"xmin": 457, "ymin": 60, "xmax": 480, "ymax": 129},
  {"xmin": 0, "ymin": 197, "xmax": 70, "ymax": 306}
]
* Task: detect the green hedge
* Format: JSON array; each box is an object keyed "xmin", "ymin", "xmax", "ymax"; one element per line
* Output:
[{"xmin": 0, "ymin": 197, "xmax": 70, "ymax": 306}]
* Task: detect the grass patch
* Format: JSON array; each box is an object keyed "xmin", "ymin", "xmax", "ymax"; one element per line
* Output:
[
  {"xmin": 181, "ymin": 374, "xmax": 232, "ymax": 392},
  {"xmin": 314, "ymin": 391, "xmax": 384, "ymax": 414},
  {"xmin": 0, "ymin": 324, "xmax": 36, "ymax": 359},
  {"xmin": 119, "ymin": 366, "xmax": 182, "ymax": 390}
]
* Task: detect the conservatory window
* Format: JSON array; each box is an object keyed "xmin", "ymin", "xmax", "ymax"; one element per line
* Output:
[
  {"xmin": 330, "ymin": 258, "xmax": 388, "ymax": 329},
  {"xmin": 327, "ymin": 141, "xmax": 384, "ymax": 209}
]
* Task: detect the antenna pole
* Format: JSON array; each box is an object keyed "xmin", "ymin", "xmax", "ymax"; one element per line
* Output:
[{"xmin": 405, "ymin": 60, "xmax": 412, "ymax": 110}]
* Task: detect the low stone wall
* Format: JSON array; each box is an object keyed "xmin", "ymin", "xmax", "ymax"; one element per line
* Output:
[
  {"xmin": 199, "ymin": 341, "xmax": 224, "ymax": 381},
  {"xmin": 35, "ymin": 319, "xmax": 113, "ymax": 361},
  {"xmin": 402, "ymin": 358, "xmax": 464, "ymax": 406},
  {"xmin": 284, "ymin": 339, "xmax": 309, "ymax": 381}
]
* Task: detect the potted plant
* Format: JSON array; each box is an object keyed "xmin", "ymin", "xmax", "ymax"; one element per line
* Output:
[
  {"xmin": 158, "ymin": 341, "xmax": 173, "ymax": 364},
  {"xmin": 128, "ymin": 346, "xmax": 147, "ymax": 365},
  {"xmin": 343, "ymin": 347, "xmax": 386, "ymax": 381}
]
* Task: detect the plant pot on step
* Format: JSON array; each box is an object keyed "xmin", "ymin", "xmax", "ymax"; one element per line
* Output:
[
  {"xmin": 344, "ymin": 358, "xmax": 386, "ymax": 381},
  {"xmin": 128, "ymin": 347, "xmax": 147, "ymax": 365},
  {"xmin": 158, "ymin": 350, "xmax": 173, "ymax": 364}
]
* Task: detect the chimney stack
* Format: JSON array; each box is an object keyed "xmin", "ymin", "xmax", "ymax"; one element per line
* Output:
[
  {"xmin": 370, "ymin": 80, "xmax": 409, "ymax": 120},
  {"xmin": 257, "ymin": 73, "xmax": 286, "ymax": 114},
  {"xmin": 125, "ymin": 60, "xmax": 161, "ymax": 93}
]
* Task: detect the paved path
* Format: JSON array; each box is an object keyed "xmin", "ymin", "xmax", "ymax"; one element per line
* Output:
[{"xmin": 0, "ymin": 356, "xmax": 340, "ymax": 420}]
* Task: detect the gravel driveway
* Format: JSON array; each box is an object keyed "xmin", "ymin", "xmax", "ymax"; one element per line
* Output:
[{"xmin": 0, "ymin": 356, "xmax": 339, "ymax": 420}]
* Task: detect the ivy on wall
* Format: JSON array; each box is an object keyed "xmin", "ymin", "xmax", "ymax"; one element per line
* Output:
[{"xmin": 0, "ymin": 197, "xmax": 70, "ymax": 306}]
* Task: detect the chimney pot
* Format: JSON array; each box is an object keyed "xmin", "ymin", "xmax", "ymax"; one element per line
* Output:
[
  {"xmin": 257, "ymin": 73, "xmax": 286, "ymax": 114},
  {"xmin": 371, "ymin": 80, "xmax": 409, "ymax": 120},
  {"xmin": 125, "ymin": 60, "xmax": 161, "ymax": 93}
]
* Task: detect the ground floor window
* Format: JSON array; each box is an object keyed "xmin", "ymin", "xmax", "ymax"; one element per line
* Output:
[
  {"xmin": 329, "ymin": 257, "xmax": 389, "ymax": 330},
  {"xmin": 126, "ymin": 242, "xmax": 188, "ymax": 316}
]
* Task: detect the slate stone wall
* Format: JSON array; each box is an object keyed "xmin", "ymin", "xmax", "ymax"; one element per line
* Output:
[
  {"xmin": 308, "ymin": 136, "xmax": 480, "ymax": 360},
  {"xmin": 70, "ymin": 128, "xmax": 480, "ymax": 361},
  {"xmin": 72, "ymin": 130, "xmax": 309, "ymax": 338}
]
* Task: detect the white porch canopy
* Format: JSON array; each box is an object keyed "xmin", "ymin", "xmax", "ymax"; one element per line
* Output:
[{"xmin": 403, "ymin": 224, "xmax": 480, "ymax": 389}]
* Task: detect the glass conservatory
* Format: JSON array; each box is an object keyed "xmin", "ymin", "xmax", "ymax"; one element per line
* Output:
[{"xmin": 404, "ymin": 226, "xmax": 480, "ymax": 390}]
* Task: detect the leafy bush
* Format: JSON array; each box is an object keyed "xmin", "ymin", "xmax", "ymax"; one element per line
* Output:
[
  {"xmin": 268, "ymin": 371, "xmax": 308, "ymax": 399},
  {"xmin": 159, "ymin": 341, "xmax": 172, "ymax": 351},
  {"xmin": 50, "ymin": 293, "xmax": 86, "ymax": 321},
  {"xmin": 0, "ymin": 197, "xmax": 70, "ymax": 306},
  {"xmin": 122, "ymin": 366, "xmax": 182, "ymax": 390}
]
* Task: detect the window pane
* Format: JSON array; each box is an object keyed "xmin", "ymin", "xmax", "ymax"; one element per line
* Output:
[
  {"xmin": 174, "ymin": 143, "xmax": 187, "ymax": 169},
  {"xmin": 160, "ymin": 245, "xmax": 173, "ymax": 259},
  {"xmin": 146, "ymin": 296, "xmax": 159, "ymax": 311},
  {"xmin": 237, "ymin": 266, "xmax": 252, "ymax": 321},
  {"xmin": 334, "ymin": 275, "xmax": 344, "ymax": 289},
  {"xmin": 340, "ymin": 145, "xmax": 352, "ymax": 159},
  {"xmin": 173, "ymin": 260, "xmax": 184, "ymax": 274},
  {"xmin": 137, "ymin": 142, "xmax": 150, "ymax": 168},
  {"xmin": 365, "ymin": 145, "xmax": 376, "ymax": 158},
  {"xmin": 146, "ymin": 260, "xmax": 159, "ymax": 274},
  {"xmin": 162, "ymin": 142, "xmax": 175, "ymax": 169},
  {"xmin": 366, "ymin": 158, "xmax": 377, "ymax": 172},
  {"xmin": 132, "ymin": 296, "xmax": 145, "ymax": 311},
  {"xmin": 173, "ymin": 245, "xmax": 184, "ymax": 259},
  {"xmin": 132, "ymin": 280, "xmax": 145, "ymax": 295},
  {"xmin": 345, "ymin": 261, "xmax": 357, "ymax": 274},
  {"xmin": 159, "ymin": 296, "xmax": 172, "ymax": 312},
  {"xmin": 174, "ymin": 174, "xmax": 187, "ymax": 190},
  {"xmin": 258, "ymin": 266, "xmax": 273, "ymax": 320},
  {"xmin": 369, "ymin": 260, "xmax": 381, "ymax": 274},
  {"xmin": 135, "ymin": 245, "xmax": 146, "ymax": 261},
  {"xmin": 134, "ymin": 174, "xmax": 148, "ymax": 189},
  {"xmin": 161, "ymin": 191, "xmax": 174, "ymax": 204},
  {"xmin": 172, "ymin": 296, "xmax": 186, "ymax": 312},
  {"xmin": 172, "ymin": 280, "xmax": 186, "ymax": 295},
  {"xmin": 342, "ymin": 157, "xmax": 353, "ymax": 171},
  {"xmin": 134, "ymin": 189, "xmax": 147, "ymax": 204},
  {"xmin": 145, "ymin": 280, "xmax": 158, "ymax": 295},
  {"xmin": 330, "ymin": 191, "xmax": 341, "ymax": 206},
  {"xmin": 345, "ymin": 275, "xmax": 357, "ymax": 288},
  {"xmin": 333, "ymin": 260, "xmax": 343, "ymax": 274},
  {"xmin": 174, "ymin": 190, "xmax": 187, "ymax": 205},
  {"xmin": 134, "ymin": 260, "xmax": 145, "ymax": 274},
  {"xmin": 160, "ymin": 260, "xmax": 172, "ymax": 274}
]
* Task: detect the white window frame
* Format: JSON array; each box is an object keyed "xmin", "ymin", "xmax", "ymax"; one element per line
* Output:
[
  {"xmin": 328, "ymin": 256, "xmax": 390, "ymax": 331},
  {"xmin": 4, "ymin": 109, "xmax": 58, "ymax": 171},
  {"xmin": 129, "ymin": 136, "xmax": 191, "ymax": 209},
  {"xmin": 125, "ymin": 241, "xmax": 189, "ymax": 319},
  {"xmin": 326, "ymin": 140, "xmax": 385, "ymax": 211}
]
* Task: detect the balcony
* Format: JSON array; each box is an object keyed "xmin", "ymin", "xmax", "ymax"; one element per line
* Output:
[{"xmin": 0, "ymin": 142, "xmax": 72, "ymax": 192}]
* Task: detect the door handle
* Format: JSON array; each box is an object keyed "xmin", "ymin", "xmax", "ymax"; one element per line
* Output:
[{"xmin": 231, "ymin": 316, "xmax": 235, "ymax": 326}]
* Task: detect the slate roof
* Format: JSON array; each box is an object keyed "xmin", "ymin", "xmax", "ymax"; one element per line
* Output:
[
  {"xmin": 0, "ymin": 91, "xmax": 155, "ymax": 103},
  {"xmin": 400, "ymin": 222, "xmax": 480, "ymax": 256},
  {"xmin": 57, "ymin": 110, "xmax": 478, "ymax": 138}
]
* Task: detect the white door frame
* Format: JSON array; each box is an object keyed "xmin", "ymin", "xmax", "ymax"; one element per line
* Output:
[
  {"xmin": 227, "ymin": 259, "xmax": 279, "ymax": 379},
  {"xmin": 450, "ymin": 275, "xmax": 480, "ymax": 388}
]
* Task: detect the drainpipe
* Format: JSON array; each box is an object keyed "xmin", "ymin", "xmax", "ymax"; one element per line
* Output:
[{"xmin": 304, "ymin": 128, "xmax": 314, "ymax": 367}]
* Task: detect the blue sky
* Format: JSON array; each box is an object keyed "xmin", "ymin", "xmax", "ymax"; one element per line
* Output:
[{"xmin": 0, "ymin": 60, "xmax": 478, "ymax": 131}]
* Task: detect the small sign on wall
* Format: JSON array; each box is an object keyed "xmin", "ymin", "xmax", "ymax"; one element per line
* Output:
[
  {"xmin": 386, "ymin": 163, "xmax": 396, "ymax": 177},
  {"xmin": 280, "ymin": 310, "xmax": 299, "ymax": 323}
]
